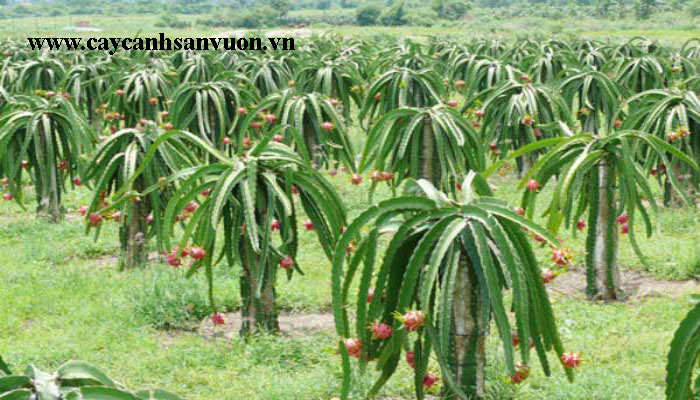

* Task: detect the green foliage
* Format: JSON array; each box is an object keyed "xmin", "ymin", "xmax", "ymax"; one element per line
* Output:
[
  {"xmin": 247, "ymin": 90, "xmax": 357, "ymax": 170},
  {"xmin": 0, "ymin": 93, "xmax": 92, "ymax": 221},
  {"xmin": 83, "ymin": 125, "xmax": 199, "ymax": 265},
  {"xmin": 155, "ymin": 13, "xmax": 191, "ymax": 29},
  {"xmin": 516, "ymin": 129, "xmax": 698, "ymax": 297},
  {"xmin": 0, "ymin": 359, "xmax": 183, "ymax": 399},
  {"xmin": 331, "ymin": 179, "xmax": 572, "ymax": 398},
  {"xmin": 432, "ymin": 0, "xmax": 472, "ymax": 20},
  {"xmin": 355, "ymin": 3, "xmax": 383, "ymax": 26},
  {"xmin": 379, "ymin": 0, "xmax": 408, "ymax": 26},
  {"xmin": 666, "ymin": 300, "xmax": 700, "ymax": 400},
  {"xmin": 130, "ymin": 265, "xmax": 238, "ymax": 329},
  {"xmin": 360, "ymin": 105, "xmax": 485, "ymax": 193},
  {"xmin": 689, "ymin": 0, "xmax": 700, "ymax": 16}
]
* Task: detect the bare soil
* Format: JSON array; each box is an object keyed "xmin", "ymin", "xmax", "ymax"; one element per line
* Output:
[
  {"xmin": 547, "ymin": 265, "xmax": 699, "ymax": 301},
  {"xmin": 199, "ymin": 312, "xmax": 335, "ymax": 339}
]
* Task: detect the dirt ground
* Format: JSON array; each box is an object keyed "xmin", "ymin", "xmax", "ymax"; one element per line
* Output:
[
  {"xmin": 199, "ymin": 311, "xmax": 335, "ymax": 339},
  {"xmin": 547, "ymin": 265, "xmax": 700, "ymax": 301}
]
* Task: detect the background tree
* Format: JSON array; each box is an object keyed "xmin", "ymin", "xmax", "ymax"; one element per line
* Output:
[
  {"xmin": 516, "ymin": 129, "xmax": 697, "ymax": 300},
  {"xmin": 360, "ymin": 105, "xmax": 484, "ymax": 193},
  {"xmin": 355, "ymin": 3, "xmax": 383, "ymax": 26},
  {"xmin": 622, "ymin": 85, "xmax": 700, "ymax": 206},
  {"xmin": 245, "ymin": 90, "xmax": 357, "ymax": 171},
  {"xmin": 83, "ymin": 125, "xmax": 198, "ymax": 269},
  {"xmin": 479, "ymin": 78, "xmax": 573, "ymax": 176},
  {"xmin": 332, "ymin": 179, "xmax": 575, "ymax": 399},
  {"xmin": 0, "ymin": 93, "xmax": 92, "ymax": 222},
  {"xmin": 147, "ymin": 130, "xmax": 347, "ymax": 334}
]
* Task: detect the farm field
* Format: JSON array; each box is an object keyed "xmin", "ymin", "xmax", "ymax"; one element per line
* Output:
[
  {"xmin": 2, "ymin": 9, "xmax": 700, "ymax": 400},
  {"xmin": 1, "ymin": 174, "xmax": 699, "ymax": 400}
]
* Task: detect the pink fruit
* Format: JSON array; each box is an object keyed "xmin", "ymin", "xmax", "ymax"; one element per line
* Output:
[
  {"xmin": 526, "ymin": 179, "xmax": 540, "ymax": 192},
  {"xmin": 78, "ymin": 205, "xmax": 88, "ymax": 216},
  {"xmin": 191, "ymin": 247, "xmax": 206, "ymax": 260},
  {"xmin": 328, "ymin": 169, "xmax": 338, "ymax": 177},
  {"xmin": 280, "ymin": 255, "xmax": 293, "ymax": 269},
  {"xmin": 304, "ymin": 220, "xmax": 314, "ymax": 231},
  {"xmin": 149, "ymin": 97, "xmax": 158, "ymax": 105},
  {"xmin": 3, "ymin": 193, "xmax": 12, "ymax": 201},
  {"xmin": 115, "ymin": 89, "xmax": 125, "ymax": 96},
  {"xmin": 89, "ymin": 212, "xmax": 102, "ymax": 227},
  {"xmin": 512, "ymin": 332, "xmax": 520, "ymax": 347},
  {"xmin": 166, "ymin": 255, "xmax": 180, "ymax": 267},
  {"xmin": 577, "ymin": 219, "xmax": 586, "ymax": 231},
  {"xmin": 344, "ymin": 338, "xmax": 363, "ymax": 358},
  {"xmin": 329, "ymin": 98, "xmax": 340, "ymax": 107},
  {"xmin": 201, "ymin": 188, "xmax": 212, "ymax": 197},
  {"xmin": 447, "ymin": 100, "xmax": 458, "ymax": 107},
  {"xmin": 422, "ymin": 373, "xmax": 438, "ymax": 388},
  {"xmin": 371, "ymin": 171, "xmax": 382, "ymax": 182},
  {"xmin": 621, "ymin": 223, "xmax": 629, "ymax": 234},
  {"xmin": 1, "ymin": 177, "xmax": 7, "ymax": 185},
  {"xmin": 180, "ymin": 247, "xmax": 190, "ymax": 258},
  {"xmin": 271, "ymin": 219, "xmax": 281, "ymax": 231},
  {"xmin": 516, "ymin": 207, "xmax": 525, "ymax": 216},
  {"xmin": 371, "ymin": 322, "xmax": 393, "ymax": 340},
  {"xmin": 112, "ymin": 211, "xmax": 121, "ymax": 222},
  {"xmin": 475, "ymin": 109, "xmax": 485, "ymax": 118},
  {"xmin": 272, "ymin": 134, "xmax": 283, "ymax": 143},
  {"xmin": 185, "ymin": 201, "xmax": 198, "ymax": 213},
  {"xmin": 237, "ymin": 107, "xmax": 247, "ymax": 115},
  {"xmin": 161, "ymin": 111, "xmax": 169, "ymax": 119},
  {"xmin": 242, "ymin": 137, "xmax": 252, "ymax": 148},
  {"xmin": 617, "ymin": 214, "xmax": 629, "ymax": 225},
  {"xmin": 21, "ymin": 160, "xmax": 29, "ymax": 169},
  {"xmin": 346, "ymin": 242, "xmax": 356, "ymax": 254},
  {"xmin": 321, "ymin": 121, "xmax": 334, "ymax": 132},
  {"xmin": 401, "ymin": 310, "xmax": 425, "ymax": 332},
  {"xmin": 251, "ymin": 121, "xmax": 262, "ymax": 130},
  {"xmin": 351, "ymin": 174, "xmax": 362, "ymax": 185},
  {"xmin": 145, "ymin": 214, "xmax": 154, "ymax": 224},
  {"xmin": 534, "ymin": 235, "xmax": 545, "ymax": 243},
  {"xmin": 406, "ymin": 351, "xmax": 415, "ymax": 369},
  {"xmin": 223, "ymin": 137, "xmax": 232, "ymax": 145},
  {"xmin": 541, "ymin": 268, "xmax": 556, "ymax": 284},
  {"xmin": 265, "ymin": 114, "xmax": 277, "ymax": 123},
  {"xmin": 380, "ymin": 171, "xmax": 393, "ymax": 181},
  {"xmin": 211, "ymin": 313, "xmax": 225, "ymax": 325},
  {"xmin": 163, "ymin": 122, "xmax": 174, "ymax": 130},
  {"xmin": 550, "ymin": 248, "xmax": 568, "ymax": 266},
  {"xmin": 366, "ymin": 288, "xmax": 375, "ymax": 303},
  {"xmin": 560, "ymin": 352, "xmax": 581, "ymax": 369},
  {"xmin": 291, "ymin": 186, "xmax": 299, "ymax": 195},
  {"xmin": 510, "ymin": 363, "xmax": 530, "ymax": 384}
]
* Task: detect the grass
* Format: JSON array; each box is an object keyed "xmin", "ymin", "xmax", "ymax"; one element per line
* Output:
[
  {"xmin": 1, "ymin": 13, "xmax": 700, "ymax": 397},
  {"xmin": 1, "ymin": 167, "xmax": 699, "ymax": 399},
  {"xmin": 1, "ymin": 11, "xmax": 699, "ymax": 46}
]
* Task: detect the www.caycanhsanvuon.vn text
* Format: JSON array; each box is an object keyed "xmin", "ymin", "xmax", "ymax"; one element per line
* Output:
[{"xmin": 27, "ymin": 33, "xmax": 295, "ymax": 55}]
